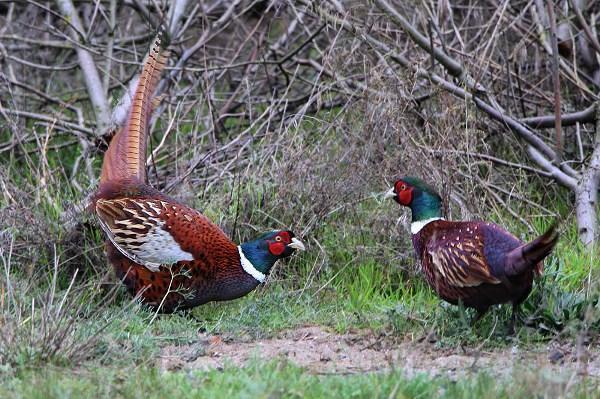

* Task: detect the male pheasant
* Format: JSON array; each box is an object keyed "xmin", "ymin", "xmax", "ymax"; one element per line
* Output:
[
  {"xmin": 92, "ymin": 33, "xmax": 305, "ymax": 313},
  {"xmin": 385, "ymin": 176, "xmax": 558, "ymax": 331}
]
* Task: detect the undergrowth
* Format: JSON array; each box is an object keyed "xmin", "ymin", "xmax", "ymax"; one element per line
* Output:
[{"xmin": 1, "ymin": 81, "xmax": 598, "ymax": 398}]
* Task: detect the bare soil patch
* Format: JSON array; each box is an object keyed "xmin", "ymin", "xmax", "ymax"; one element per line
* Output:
[{"xmin": 159, "ymin": 326, "xmax": 599, "ymax": 379}]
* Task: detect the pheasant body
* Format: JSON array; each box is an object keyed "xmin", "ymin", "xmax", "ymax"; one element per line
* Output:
[
  {"xmin": 106, "ymin": 235, "xmax": 259, "ymax": 311},
  {"xmin": 386, "ymin": 176, "xmax": 558, "ymax": 326},
  {"xmin": 93, "ymin": 34, "xmax": 304, "ymax": 313},
  {"xmin": 412, "ymin": 219, "xmax": 540, "ymax": 313}
]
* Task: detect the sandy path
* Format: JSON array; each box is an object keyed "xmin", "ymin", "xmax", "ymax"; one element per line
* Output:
[{"xmin": 159, "ymin": 326, "xmax": 598, "ymax": 379}]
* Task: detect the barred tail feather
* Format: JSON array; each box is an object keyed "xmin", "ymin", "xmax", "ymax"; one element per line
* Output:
[{"xmin": 100, "ymin": 32, "xmax": 169, "ymax": 184}]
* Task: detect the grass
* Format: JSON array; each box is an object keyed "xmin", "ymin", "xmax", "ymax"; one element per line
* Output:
[
  {"xmin": 1, "ymin": 213, "xmax": 597, "ymax": 394},
  {"xmin": 1, "ymin": 360, "xmax": 598, "ymax": 398},
  {"xmin": 1, "ymin": 179, "xmax": 598, "ymax": 396},
  {"xmin": 1, "ymin": 115, "xmax": 598, "ymax": 398}
]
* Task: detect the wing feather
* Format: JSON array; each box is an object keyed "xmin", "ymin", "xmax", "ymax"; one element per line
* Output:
[
  {"xmin": 425, "ymin": 232, "xmax": 500, "ymax": 288},
  {"xmin": 96, "ymin": 198, "xmax": 194, "ymax": 272}
]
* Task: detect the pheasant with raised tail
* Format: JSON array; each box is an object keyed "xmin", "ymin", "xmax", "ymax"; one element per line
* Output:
[{"xmin": 91, "ymin": 32, "xmax": 305, "ymax": 313}]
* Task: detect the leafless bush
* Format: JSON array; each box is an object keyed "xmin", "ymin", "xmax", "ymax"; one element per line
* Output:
[
  {"xmin": 0, "ymin": 0, "xmax": 597, "ymax": 283},
  {"xmin": 298, "ymin": 0, "xmax": 599, "ymax": 248}
]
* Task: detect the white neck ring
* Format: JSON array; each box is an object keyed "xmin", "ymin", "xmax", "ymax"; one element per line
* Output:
[
  {"xmin": 411, "ymin": 217, "xmax": 444, "ymax": 234},
  {"xmin": 238, "ymin": 246, "xmax": 266, "ymax": 283}
]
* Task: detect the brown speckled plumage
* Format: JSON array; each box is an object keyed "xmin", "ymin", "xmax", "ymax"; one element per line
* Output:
[
  {"xmin": 412, "ymin": 220, "xmax": 550, "ymax": 313},
  {"xmin": 388, "ymin": 176, "xmax": 558, "ymax": 329}
]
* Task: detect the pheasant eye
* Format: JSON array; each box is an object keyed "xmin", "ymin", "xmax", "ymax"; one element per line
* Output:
[
  {"xmin": 400, "ymin": 184, "xmax": 406, "ymax": 191},
  {"xmin": 275, "ymin": 236, "xmax": 282, "ymax": 242}
]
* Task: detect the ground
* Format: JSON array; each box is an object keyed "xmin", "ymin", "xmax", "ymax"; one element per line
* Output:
[
  {"xmin": 1, "ymin": 200, "xmax": 599, "ymax": 399},
  {"xmin": 160, "ymin": 325, "xmax": 598, "ymax": 378},
  {"xmin": 0, "ymin": 246, "xmax": 598, "ymax": 398}
]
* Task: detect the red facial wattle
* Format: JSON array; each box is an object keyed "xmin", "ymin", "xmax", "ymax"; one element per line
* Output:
[
  {"xmin": 268, "ymin": 241, "xmax": 286, "ymax": 256},
  {"xmin": 398, "ymin": 188, "xmax": 413, "ymax": 205},
  {"xmin": 394, "ymin": 181, "xmax": 413, "ymax": 206}
]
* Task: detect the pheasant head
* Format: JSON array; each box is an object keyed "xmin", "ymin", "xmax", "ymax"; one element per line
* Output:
[
  {"xmin": 385, "ymin": 176, "xmax": 443, "ymax": 233},
  {"xmin": 239, "ymin": 230, "xmax": 305, "ymax": 281}
]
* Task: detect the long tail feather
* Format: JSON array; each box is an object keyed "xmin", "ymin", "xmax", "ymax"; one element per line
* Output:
[
  {"xmin": 100, "ymin": 32, "xmax": 169, "ymax": 184},
  {"xmin": 505, "ymin": 223, "xmax": 559, "ymax": 276}
]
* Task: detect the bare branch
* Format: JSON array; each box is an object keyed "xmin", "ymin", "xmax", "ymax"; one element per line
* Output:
[
  {"xmin": 166, "ymin": 0, "xmax": 191, "ymax": 38},
  {"xmin": 1, "ymin": 108, "xmax": 94, "ymax": 136},
  {"xmin": 545, "ymin": 0, "xmax": 562, "ymax": 158},
  {"xmin": 527, "ymin": 146, "xmax": 577, "ymax": 190},
  {"xmin": 521, "ymin": 105, "xmax": 595, "ymax": 128},
  {"xmin": 375, "ymin": 0, "xmax": 464, "ymax": 79},
  {"xmin": 55, "ymin": 0, "xmax": 111, "ymax": 133}
]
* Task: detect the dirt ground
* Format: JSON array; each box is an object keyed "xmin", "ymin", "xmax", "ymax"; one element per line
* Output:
[{"xmin": 159, "ymin": 326, "xmax": 599, "ymax": 379}]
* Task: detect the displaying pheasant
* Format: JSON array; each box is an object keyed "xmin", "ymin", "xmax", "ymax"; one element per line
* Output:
[
  {"xmin": 385, "ymin": 176, "xmax": 558, "ymax": 330},
  {"xmin": 92, "ymin": 33, "xmax": 305, "ymax": 313}
]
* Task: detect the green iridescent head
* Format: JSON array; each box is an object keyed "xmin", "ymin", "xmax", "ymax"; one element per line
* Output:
[
  {"xmin": 385, "ymin": 176, "xmax": 442, "ymax": 222},
  {"xmin": 240, "ymin": 230, "xmax": 305, "ymax": 274}
]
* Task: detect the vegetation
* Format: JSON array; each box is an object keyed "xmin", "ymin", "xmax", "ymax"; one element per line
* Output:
[
  {"xmin": 1, "ymin": 1, "xmax": 599, "ymax": 398},
  {"xmin": 2, "ymin": 361, "xmax": 599, "ymax": 399}
]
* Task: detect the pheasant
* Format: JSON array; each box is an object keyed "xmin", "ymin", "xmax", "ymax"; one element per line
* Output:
[
  {"xmin": 385, "ymin": 176, "xmax": 558, "ymax": 331},
  {"xmin": 91, "ymin": 33, "xmax": 305, "ymax": 313}
]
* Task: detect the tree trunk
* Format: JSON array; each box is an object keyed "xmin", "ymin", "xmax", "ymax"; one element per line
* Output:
[{"xmin": 575, "ymin": 103, "xmax": 600, "ymax": 248}]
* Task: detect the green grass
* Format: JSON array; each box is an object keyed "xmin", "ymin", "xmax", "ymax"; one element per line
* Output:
[
  {"xmin": 2, "ymin": 119, "xmax": 598, "ymax": 398},
  {"xmin": 2, "ymin": 220, "xmax": 596, "ymax": 386},
  {"xmin": 1, "ymin": 360, "xmax": 598, "ymax": 399},
  {"xmin": 1, "ymin": 186, "xmax": 598, "ymax": 390}
]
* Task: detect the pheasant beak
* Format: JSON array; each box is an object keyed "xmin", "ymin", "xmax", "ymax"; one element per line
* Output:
[
  {"xmin": 383, "ymin": 187, "xmax": 396, "ymax": 200},
  {"xmin": 287, "ymin": 237, "xmax": 306, "ymax": 251}
]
